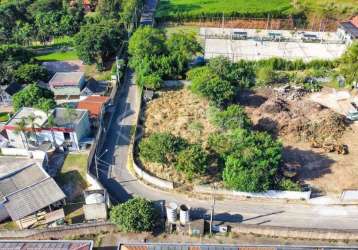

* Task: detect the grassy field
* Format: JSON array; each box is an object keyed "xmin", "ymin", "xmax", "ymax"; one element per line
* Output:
[
  {"xmin": 297, "ymin": 0, "xmax": 358, "ymax": 19},
  {"xmin": 156, "ymin": 0, "xmax": 293, "ymax": 21},
  {"xmin": 35, "ymin": 50, "xmax": 79, "ymax": 61}
]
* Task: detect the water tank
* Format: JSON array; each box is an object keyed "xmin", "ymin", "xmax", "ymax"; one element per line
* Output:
[
  {"xmin": 85, "ymin": 193, "xmax": 105, "ymax": 204},
  {"xmin": 179, "ymin": 204, "xmax": 190, "ymax": 225},
  {"xmin": 166, "ymin": 202, "xmax": 177, "ymax": 223}
]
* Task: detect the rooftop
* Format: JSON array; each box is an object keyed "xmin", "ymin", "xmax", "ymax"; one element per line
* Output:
[
  {"xmin": 80, "ymin": 79, "xmax": 107, "ymax": 96},
  {"xmin": 49, "ymin": 72, "xmax": 84, "ymax": 88},
  {"xmin": 0, "ymin": 240, "xmax": 93, "ymax": 250},
  {"xmin": 340, "ymin": 21, "xmax": 358, "ymax": 39},
  {"xmin": 4, "ymin": 82, "xmax": 22, "ymax": 96},
  {"xmin": 52, "ymin": 108, "xmax": 87, "ymax": 128},
  {"xmin": 77, "ymin": 96, "xmax": 109, "ymax": 118},
  {"xmin": 5, "ymin": 107, "xmax": 48, "ymax": 128},
  {"xmin": 0, "ymin": 160, "xmax": 65, "ymax": 220}
]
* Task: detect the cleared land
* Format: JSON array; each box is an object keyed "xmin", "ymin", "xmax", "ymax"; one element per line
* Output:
[
  {"xmin": 156, "ymin": 0, "xmax": 292, "ymax": 21},
  {"xmin": 35, "ymin": 50, "xmax": 78, "ymax": 62},
  {"xmin": 141, "ymin": 86, "xmax": 358, "ymax": 194}
]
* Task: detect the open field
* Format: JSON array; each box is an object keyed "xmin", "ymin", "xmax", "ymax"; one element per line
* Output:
[
  {"xmin": 35, "ymin": 50, "xmax": 79, "ymax": 62},
  {"xmin": 156, "ymin": 0, "xmax": 293, "ymax": 21}
]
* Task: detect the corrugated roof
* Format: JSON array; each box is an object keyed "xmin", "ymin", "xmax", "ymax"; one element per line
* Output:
[
  {"xmin": 0, "ymin": 241, "xmax": 93, "ymax": 250},
  {"xmin": 77, "ymin": 96, "xmax": 109, "ymax": 118},
  {"xmin": 49, "ymin": 72, "xmax": 84, "ymax": 87},
  {"xmin": 340, "ymin": 21, "xmax": 358, "ymax": 39},
  {"xmin": 4, "ymin": 177, "xmax": 65, "ymax": 220}
]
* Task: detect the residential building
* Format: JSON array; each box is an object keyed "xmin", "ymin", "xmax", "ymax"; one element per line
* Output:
[
  {"xmin": 0, "ymin": 83, "xmax": 22, "ymax": 106},
  {"xmin": 80, "ymin": 79, "xmax": 108, "ymax": 99},
  {"xmin": 49, "ymin": 72, "xmax": 85, "ymax": 101},
  {"xmin": 0, "ymin": 240, "xmax": 93, "ymax": 250},
  {"xmin": 4, "ymin": 107, "xmax": 91, "ymax": 151},
  {"xmin": 77, "ymin": 95, "xmax": 109, "ymax": 119},
  {"xmin": 0, "ymin": 156, "xmax": 65, "ymax": 228},
  {"xmin": 337, "ymin": 16, "xmax": 358, "ymax": 44}
]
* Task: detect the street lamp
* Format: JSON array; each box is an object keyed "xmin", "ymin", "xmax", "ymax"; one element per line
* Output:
[{"xmin": 95, "ymin": 149, "xmax": 108, "ymax": 178}]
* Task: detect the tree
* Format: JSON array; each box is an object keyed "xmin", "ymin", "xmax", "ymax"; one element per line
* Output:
[
  {"xmin": 256, "ymin": 66, "xmax": 277, "ymax": 85},
  {"xmin": 74, "ymin": 19, "xmax": 124, "ymax": 67},
  {"xmin": 210, "ymin": 104, "xmax": 252, "ymax": 131},
  {"xmin": 0, "ymin": 44, "xmax": 33, "ymax": 64},
  {"xmin": 96, "ymin": 0, "xmax": 121, "ymax": 18},
  {"xmin": 128, "ymin": 26, "xmax": 166, "ymax": 61},
  {"xmin": 12, "ymin": 84, "xmax": 56, "ymax": 111},
  {"xmin": 27, "ymin": 113, "xmax": 40, "ymax": 145},
  {"xmin": 139, "ymin": 132, "xmax": 186, "ymax": 165},
  {"xmin": 166, "ymin": 32, "xmax": 202, "ymax": 61},
  {"xmin": 175, "ymin": 144, "xmax": 208, "ymax": 180},
  {"xmin": 338, "ymin": 42, "xmax": 358, "ymax": 86},
  {"xmin": 13, "ymin": 64, "xmax": 50, "ymax": 84},
  {"xmin": 141, "ymin": 73, "xmax": 163, "ymax": 90},
  {"xmin": 14, "ymin": 117, "xmax": 29, "ymax": 149},
  {"xmin": 46, "ymin": 114, "xmax": 57, "ymax": 148},
  {"xmin": 110, "ymin": 197, "xmax": 155, "ymax": 232},
  {"xmin": 119, "ymin": 0, "xmax": 143, "ymax": 31},
  {"xmin": 221, "ymin": 129, "xmax": 282, "ymax": 192}
]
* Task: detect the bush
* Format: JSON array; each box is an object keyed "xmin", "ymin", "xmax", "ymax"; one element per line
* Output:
[
  {"xmin": 256, "ymin": 66, "xmax": 277, "ymax": 85},
  {"xmin": 110, "ymin": 197, "xmax": 155, "ymax": 232},
  {"xmin": 210, "ymin": 104, "xmax": 251, "ymax": 131},
  {"xmin": 142, "ymin": 73, "xmax": 163, "ymax": 90},
  {"xmin": 175, "ymin": 144, "xmax": 208, "ymax": 180},
  {"xmin": 221, "ymin": 129, "xmax": 282, "ymax": 192},
  {"xmin": 278, "ymin": 178, "xmax": 301, "ymax": 191},
  {"xmin": 13, "ymin": 64, "xmax": 50, "ymax": 84},
  {"xmin": 139, "ymin": 132, "xmax": 187, "ymax": 164}
]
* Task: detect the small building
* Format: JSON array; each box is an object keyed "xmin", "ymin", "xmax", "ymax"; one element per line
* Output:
[
  {"xmin": 80, "ymin": 79, "xmax": 108, "ymax": 98},
  {"xmin": 83, "ymin": 189, "xmax": 108, "ymax": 221},
  {"xmin": 0, "ymin": 240, "xmax": 93, "ymax": 250},
  {"xmin": 49, "ymin": 72, "xmax": 85, "ymax": 101},
  {"xmin": 0, "ymin": 83, "xmax": 22, "ymax": 106},
  {"xmin": 77, "ymin": 95, "xmax": 109, "ymax": 121},
  {"xmin": 337, "ymin": 16, "xmax": 358, "ymax": 44},
  {"xmin": 0, "ymin": 156, "xmax": 66, "ymax": 229},
  {"xmin": 4, "ymin": 107, "xmax": 91, "ymax": 151}
]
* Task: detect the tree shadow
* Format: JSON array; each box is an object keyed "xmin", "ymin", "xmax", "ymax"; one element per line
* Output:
[
  {"xmin": 254, "ymin": 117, "xmax": 279, "ymax": 138},
  {"xmin": 283, "ymin": 146, "xmax": 336, "ymax": 194},
  {"xmin": 237, "ymin": 90, "xmax": 268, "ymax": 108}
]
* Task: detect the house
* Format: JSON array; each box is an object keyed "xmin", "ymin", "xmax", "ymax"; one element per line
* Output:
[
  {"xmin": 49, "ymin": 72, "xmax": 85, "ymax": 101},
  {"xmin": 0, "ymin": 83, "xmax": 22, "ymax": 106},
  {"xmin": 80, "ymin": 78, "xmax": 108, "ymax": 98},
  {"xmin": 77, "ymin": 96, "xmax": 109, "ymax": 119},
  {"xmin": 337, "ymin": 16, "xmax": 358, "ymax": 44},
  {"xmin": 0, "ymin": 156, "xmax": 65, "ymax": 228},
  {"xmin": 4, "ymin": 107, "xmax": 91, "ymax": 151},
  {"xmin": 0, "ymin": 240, "xmax": 93, "ymax": 250}
]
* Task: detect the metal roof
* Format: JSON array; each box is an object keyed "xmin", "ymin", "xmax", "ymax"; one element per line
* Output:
[
  {"xmin": 49, "ymin": 72, "xmax": 84, "ymax": 87},
  {"xmin": 0, "ymin": 240, "xmax": 93, "ymax": 250},
  {"xmin": 4, "ymin": 177, "xmax": 65, "ymax": 220}
]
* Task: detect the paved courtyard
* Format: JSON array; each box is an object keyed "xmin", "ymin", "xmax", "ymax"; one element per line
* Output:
[{"xmin": 201, "ymin": 28, "xmax": 347, "ymax": 61}]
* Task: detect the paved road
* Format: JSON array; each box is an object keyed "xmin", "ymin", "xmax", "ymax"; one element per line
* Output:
[{"xmin": 96, "ymin": 69, "xmax": 358, "ymax": 231}]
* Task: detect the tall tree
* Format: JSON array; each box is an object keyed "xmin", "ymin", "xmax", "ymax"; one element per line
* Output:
[{"xmin": 14, "ymin": 118, "xmax": 29, "ymax": 149}]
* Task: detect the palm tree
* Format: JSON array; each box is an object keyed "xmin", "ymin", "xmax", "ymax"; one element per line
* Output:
[
  {"xmin": 47, "ymin": 114, "xmax": 57, "ymax": 148},
  {"xmin": 14, "ymin": 118, "xmax": 29, "ymax": 150},
  {"xmin": 27, "ymin": 114, "xmax": 41, "ymax": 145}
]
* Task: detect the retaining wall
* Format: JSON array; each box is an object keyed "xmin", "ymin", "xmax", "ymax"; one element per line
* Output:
[
  {"xmin": 194, "ymin": 185, "xmax": 311, "ymax": 200},
  {"xmin": 231, "ymin": 224, "xmax": 358, "ymax": 241}
]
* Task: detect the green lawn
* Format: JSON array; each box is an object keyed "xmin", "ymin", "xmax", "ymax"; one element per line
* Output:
[
  {"xmin": 156, "ymin": 0, "xmax": 293, "ymax": 21},
  {"xmin": 35, "ymin": 50, "xmax": 79, "ymax": 62}
]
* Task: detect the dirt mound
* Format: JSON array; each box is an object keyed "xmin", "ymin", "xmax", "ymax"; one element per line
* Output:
[{"xmin": 259, "ymin": 98, "xmax": 289, "ymax": 114}]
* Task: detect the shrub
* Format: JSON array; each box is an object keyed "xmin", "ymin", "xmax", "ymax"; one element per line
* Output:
[
  {"xmin": 175, "ymin": 144, "xmax": 208, "ymax": 180},
  {"xmin": 142, "ymin": 73, "xmax": 163, "ymax": 90},
  {"xmin": 278, "ymin": 178, "xmax": 301, "ymax": 191},
  {"xmin": 110, "ymin": 197, "xmax": 155, "ymax": 232},
  {"xmin": 256, "ymin": 66, "xmax": 277, "ymax": 85},
  {"xmin": 139, "ymin": 132, "xmax": 187, "ymax": 164},
  {"xmin": 13, "ymin": 64, "xmax": 50, "ymax": 84},
  {"xmin": 210, "ymin": 104, "xmax": 251, "ymax": 131}
]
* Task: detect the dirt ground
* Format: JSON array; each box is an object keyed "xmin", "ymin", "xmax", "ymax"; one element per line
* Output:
[
  {"xmin": 141, "ymin": 86, "xmax": 358, "ymax": 194},
  {"xmin": 142, "ymin": 88, "xmax": 218, "ymax": 185},
  {"xmin": 240, "ymin": 87, "xmax": 358, "ymax": 195}
]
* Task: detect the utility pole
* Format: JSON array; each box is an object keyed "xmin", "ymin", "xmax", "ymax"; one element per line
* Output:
[{"xmin": 209, "ymin": 184, "xmax": 216, "ymax": 234}]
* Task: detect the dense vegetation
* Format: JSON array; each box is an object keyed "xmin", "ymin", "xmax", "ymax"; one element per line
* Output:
[
  {"xmin": 110, "ymin": 197, "xmax": 155, "ymax": 232},
  {"xmin": 128, "ymin": 26, "xmax": 202, "ymax": 89},
  {"xmin": 156, "ymin": 0, "xmax": 293, "ymax": 22}
]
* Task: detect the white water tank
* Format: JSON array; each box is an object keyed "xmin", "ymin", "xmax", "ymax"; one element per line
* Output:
[
  {"xmin": 166, "ymin": 202, "xmax": 177, "ymax": 223},
  {"xmin": 179, "ymin": 204, "xmax": 190, "ymax": 225},
  {"xmin": 85, "ymin": 193, "xmax": 105, "ymax": 204}
]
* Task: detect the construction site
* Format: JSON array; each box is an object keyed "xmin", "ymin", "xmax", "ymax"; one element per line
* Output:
[{"xmin": 201, "ymin": 27, "xmax": 347, "ymax": 61}]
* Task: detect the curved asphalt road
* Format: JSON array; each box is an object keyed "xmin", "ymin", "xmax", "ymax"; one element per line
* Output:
[{"xmin": 97, "ymin": 69, "xmax": 358, "ymax": 230}]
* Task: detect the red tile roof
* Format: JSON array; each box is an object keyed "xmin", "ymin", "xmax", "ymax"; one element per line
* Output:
[{"xmin": 77, "ymin": 96, "xmax": 109, "ymax": 118}]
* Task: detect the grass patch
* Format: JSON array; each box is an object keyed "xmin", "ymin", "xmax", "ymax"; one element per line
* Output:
[
  {"xmin": 0, "ymin": 112, "xmax": 10, "ymax": 123},
  {"xmin": 35, "ymin": 50, "xmax": 79, "ymax": 62},
  {"xmin": 84, "ymin": 64, "xmax": 113, "ymax": 81},
  {"xmin": 163, "ymin": 25, "xmax": 199, "ymax": 36},
  {"xmin": 31, "ymin": 36, "xmax": 74, "ymax": 49},
  {"xmin": 0, "ymin": 220, "xmax": 17, "ymax": 230},
  {"xmin": 297, "ymin": 0, "xmax": 358, "ymax": 19},
  {"xmin": 56, "ymin": 153, "xmax": 88, "ymax": 189},
  {"xmin": 156, "ymin": 0, "xmax": 293, "ymax": 21}
]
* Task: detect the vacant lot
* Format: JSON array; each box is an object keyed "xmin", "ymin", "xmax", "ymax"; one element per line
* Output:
[
  {"xmin": 35, "ymin": 50, "xmax": 78, "ymax": 62},
  {"xmin": 156, "ymin": 0, "xmax": 292, "ymax": 21}
]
